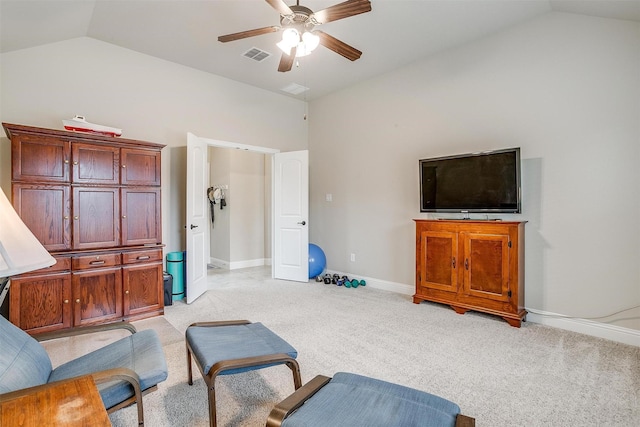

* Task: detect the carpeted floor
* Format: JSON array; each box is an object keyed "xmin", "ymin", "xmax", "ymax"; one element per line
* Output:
[{"xmin": 44, "ymin": 266, "xmax": 640, "ymax": 426}]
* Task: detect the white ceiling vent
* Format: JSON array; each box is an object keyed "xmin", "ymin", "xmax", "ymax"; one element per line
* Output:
[
  {"xmin": 281, "ymin": 83, "xmax": 309, "ymax": 95},
  {"xmin": 243, "ymin": 47, "xmax": 271, "ymax": 62}
]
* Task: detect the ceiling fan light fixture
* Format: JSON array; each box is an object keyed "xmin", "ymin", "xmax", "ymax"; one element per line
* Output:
[
  {"xmin": 294, "ymin": 31, "xmax": 319, "ymax": 57},
  {"xmin": 278, "ymin": 28, "xmax": 300, "ymax": 54}
]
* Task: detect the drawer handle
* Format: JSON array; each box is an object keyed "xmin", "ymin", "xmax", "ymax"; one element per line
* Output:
[
  {"xmin": 89, "ymin": 260, "xmax": 105, "ymax": 265},
  {"xmin": 136, "ymin": 256, "xmax": 150, "ymax": 260}
]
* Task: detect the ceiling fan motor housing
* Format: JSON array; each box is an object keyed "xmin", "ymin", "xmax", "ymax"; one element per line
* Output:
[{"xmin": 281, "ymin": 5, "xmax": 316, "ymax": 31}]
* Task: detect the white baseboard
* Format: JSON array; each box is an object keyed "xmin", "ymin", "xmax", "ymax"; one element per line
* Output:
[
  {"xmin": 525, "ymin": 309, "xmax": 640, "ymax": 347},
  {"xmin": 325, "ymin": 269, "xmax": 639, "ymax": 347}
]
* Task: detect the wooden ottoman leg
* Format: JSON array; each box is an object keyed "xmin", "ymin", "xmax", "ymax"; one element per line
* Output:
[
  {"xmin": 207, "ymin": 380, "xmax": 217, "ymax": 427},
  {"xmin": 186, "ymin": 341, "xmax": 194, "ymax": 385},
  {"xmin": 287, "ymin": 360, "xmax": 302, "ymax": 389}
]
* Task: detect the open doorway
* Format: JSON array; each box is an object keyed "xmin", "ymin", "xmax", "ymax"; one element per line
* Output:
[
  {"xmin": 186, "ymin": 133, "xmax": 308, "ymax": 304},
  {"xmin": 207, "ymin": 146, "xmax": 272, "ymax": 271}
]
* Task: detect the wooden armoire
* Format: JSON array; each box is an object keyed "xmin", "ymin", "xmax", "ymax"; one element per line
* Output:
[{"xmin": 3, "ymin": 122, "xmax": 165, "ymax": 335}]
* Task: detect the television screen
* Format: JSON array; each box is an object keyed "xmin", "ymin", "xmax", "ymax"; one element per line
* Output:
[{"xmin": 420, "ymin": 148, "xmax": 521, "ymax": 213}]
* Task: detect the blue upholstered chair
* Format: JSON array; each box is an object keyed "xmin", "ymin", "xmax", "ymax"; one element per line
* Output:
[
  {"xmin": 267, "ymin": 372, "xmax": 475, "ymax": 427},
  {"xmin": 0, "ymin": 315, "xmax": 168, "ymax": 426}
]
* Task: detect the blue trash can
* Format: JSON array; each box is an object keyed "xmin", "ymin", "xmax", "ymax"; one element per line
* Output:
[{"xmin": 166, "ymin": 252, "xmax": 185, "ymax": 301}]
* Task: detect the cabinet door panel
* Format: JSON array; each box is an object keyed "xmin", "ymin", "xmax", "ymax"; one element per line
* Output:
[
  {"xmin": 73, "ymin": 187, "xmax": 120, "ymax": 249},
  {"xmin": 71, "ymin": 267, "xmax": 122, "ymax": 326},
  {"xmin": 419, "ymin": 230, "xmax": 458, "ymax": 292},
  {"xmin": 122, "ymin": 261, "xmax": 163, "ymax": 318},
  {"xmin": 12, "ymin": 134, "xmax": 70, "ymax": 183},
  {"xmin": 12, "ymin": 184, "xmax": 71, "ymax": 251},
  {"xmin": 9, "ymin": 273, "xmax": 72, "ymax": 334},
  {"xmin": 121, "ymin": 188, "xmax": 161, "ymax": 246},
  {"xmin": 462, "ymin": 233, "xmax": 510, "ymax": 302},
  {"xmin": 72, "ymin": 143, "xmax": 119, "ymax": 184},
  {"xmin": 121, "ymin": 149, "xmax": 161, "ymax": 186}
]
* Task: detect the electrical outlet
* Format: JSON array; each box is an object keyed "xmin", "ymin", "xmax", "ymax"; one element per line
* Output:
[{"xmin": 350, "ymin": 253, "xmax": 356, "ymax": 262}]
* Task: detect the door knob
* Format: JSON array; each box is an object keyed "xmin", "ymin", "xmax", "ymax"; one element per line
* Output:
[
  {"xmin": 190, "ymin": 224, "xmax": 198, "ymax": 229},
  {"xmin": 297, "ymin": 221, "xmax": 306, "ymax": 225}
]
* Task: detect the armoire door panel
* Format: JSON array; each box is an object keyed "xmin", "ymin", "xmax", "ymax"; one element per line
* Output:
[
  {"xmin": 72, "ymin": 143, "xmax": 119, "ymax": 184},
  {"xmin": 71, "ymin": 267, "xmax": 122, "ymax": 326},
  {"xmin": 9, "ymin": 273, "xmax": 72, "ymax": 333},
  {"xmin": 121, "ymin": 148, "xmax": 161, "ymax": 186},
  {"xmin": 121, "ymin": 188, "xmax": 161, "ymax": 246},
  {"xmin": 73, "ymin": 187, "xmax": 120, "ymax": 249},
  {"xmin": 12, "ymin": 184, "xmax": 71, "ymax": 251},
  {"xmin": 11, "ymin": 134, "xmax": 70, "ymax": 183}
]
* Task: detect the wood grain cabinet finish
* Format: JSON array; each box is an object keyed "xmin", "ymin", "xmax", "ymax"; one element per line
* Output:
[
  {"xmin": 414, "ymin": 220, "xmax": 526, "ymax": 327},
  {"xmin": 4, "ymin": 123, "xmax": 166, "ymax": 334}
]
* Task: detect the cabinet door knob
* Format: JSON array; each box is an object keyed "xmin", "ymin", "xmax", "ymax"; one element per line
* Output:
[
  {"xmin": 64, "ymin": 159, "xmax": 69, "ymax": 164},
  {"xmin": 125, "ymin": 290, "xmax": 129, "ymax": 294},
  {"xmin": 73, "ymin": 161, "xmax": 78, "ymax": 165},
  {"xmin": 74, "ymin": 216, "xmax": 79, "ymax": 220},
  {"xmin": 64, "ymin": 216, "xmax": 69, "ymax": 220},
  {"xmin": 122, "ymin": 215, "xmax": 127, "ymax": 219},
  {"xmin": 75, "ymin": 299, "xmax": 80, "ymax": 303},
  {"xmin": 64, "ymin": 299, "xmax": 69, "ymax": 304}
]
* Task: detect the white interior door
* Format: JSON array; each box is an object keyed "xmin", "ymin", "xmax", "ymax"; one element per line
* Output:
[
  {"xmin": 186, "ymin": 133, "xmax": 209, "ymax": 303},
  {"xmin": 274, "ymin": 150, "xmax": 309, "ymax": 282}
]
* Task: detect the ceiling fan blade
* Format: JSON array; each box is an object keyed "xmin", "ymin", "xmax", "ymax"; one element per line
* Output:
[
  {"xmin": 218, "ymin": 26, "xmax": 280, "ymax": 43},
  {"xmin": 278, "ymin": 47, "xmax": 296, "ymax": 72},
  {"xmin": 311, "ymin": 0, "xmax": 371, "ymax": 24},
  {"xmin": 266, "ymin": 0, "xmax": 294, "ymax": 16},
  {"xmin": 316, "ymin": 31, "xmax": 362, "ymax": 61}
]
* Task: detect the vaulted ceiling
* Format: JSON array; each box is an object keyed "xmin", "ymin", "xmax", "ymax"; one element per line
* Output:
[{"xmin": 1, "ymin": 1, "xmax": 639, "ymax": 100}]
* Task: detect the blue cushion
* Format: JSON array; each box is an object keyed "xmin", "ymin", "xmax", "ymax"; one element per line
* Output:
[
  {"xmin": 281, "ymin": 372, "xmax": 461, "ymax": 427},
  {"xmin": 186, "ymin": 322, "xmax": 297, "ymax": 376},
  {"xmin": 49, "ymin": 329, "xmax": 168, "ymax": 409},
  {"xmin": 0, "ymin": 315, "xmax": 52, "ymax": 393}
]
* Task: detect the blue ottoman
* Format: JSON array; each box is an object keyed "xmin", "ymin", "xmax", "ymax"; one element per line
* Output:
[
  {"xmin": 267, "ymin": 372, "xmax": 475, "ymax": 427},
  {"xmin": 186, "ymin": 320, "xmax": 302, "ymax": 427}
]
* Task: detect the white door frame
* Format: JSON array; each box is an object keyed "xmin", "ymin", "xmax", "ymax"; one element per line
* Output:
[{"xmin": 187, "ymin": 133, "xmax": 280, "ymax": 279}]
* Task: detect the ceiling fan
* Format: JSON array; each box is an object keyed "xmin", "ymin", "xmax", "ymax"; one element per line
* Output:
[{"xmin": 218, "ymin": 0, "xmax": 372, "ymax": 72}]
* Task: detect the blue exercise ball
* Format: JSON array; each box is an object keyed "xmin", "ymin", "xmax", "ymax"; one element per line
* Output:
[{"xmin": 308, "ymin": 244, "xmax": 326, "ymax": 279}]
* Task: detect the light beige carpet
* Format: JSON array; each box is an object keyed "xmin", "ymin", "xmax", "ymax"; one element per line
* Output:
[{"xmin": 46, "ymin": 267, "xmax": 640, "ymax": 426}]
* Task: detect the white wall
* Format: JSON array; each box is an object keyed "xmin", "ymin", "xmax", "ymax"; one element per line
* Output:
[
  {"xmin": 0, "ymin": 37, "xmax": 308, "ymax": 260},
  {"xmin": 308, "ymin": 12, "xmax": 640, "ymax": 335}
]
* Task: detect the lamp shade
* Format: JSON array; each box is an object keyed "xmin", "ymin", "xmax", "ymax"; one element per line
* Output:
[{"xmin": 0, "ymin": 188, "xmax": 55, "ymax": 277}]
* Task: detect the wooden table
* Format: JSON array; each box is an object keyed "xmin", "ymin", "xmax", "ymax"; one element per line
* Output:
[{"xmin": 0, "ymin": 375, "xmax": 111, "ymax": 426}]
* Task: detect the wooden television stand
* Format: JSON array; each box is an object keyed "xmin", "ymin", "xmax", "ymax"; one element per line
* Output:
[{"xmin": 413, "ymin": 219, "xmax": 526, "ymax": 327}]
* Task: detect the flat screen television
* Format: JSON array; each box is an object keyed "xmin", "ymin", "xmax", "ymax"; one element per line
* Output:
[{"xmin": 419, "ymin": 148, "xmax": 521, "ymax": 213}]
